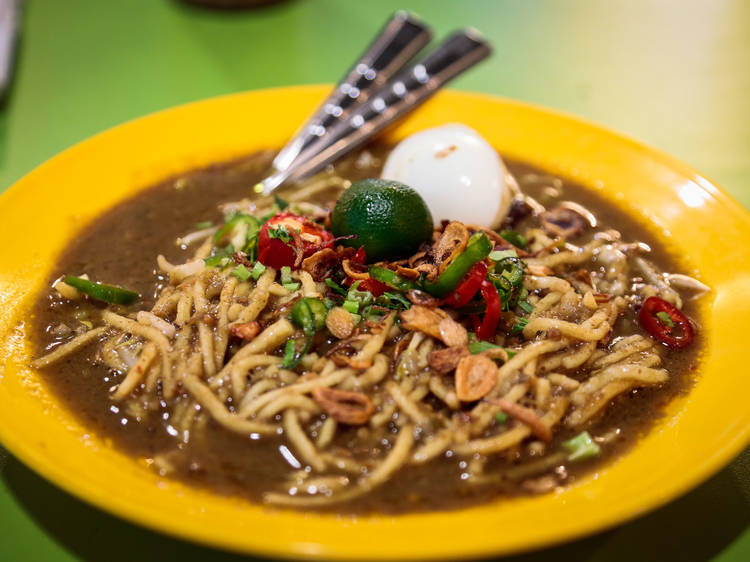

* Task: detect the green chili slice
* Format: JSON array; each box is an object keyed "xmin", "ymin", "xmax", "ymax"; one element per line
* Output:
[
  {"xmin": 63, "ymin": 275, "xmax": 140, "ymax": 305},
  {"xmin": 285, "ymin": 297, "xmax": 326, "ymax": 368},
  {"xmin": 369, "ymin": 266, "xmax": 420, "ymax": 292},
  {"xmin": 423, "ymin": 232, "xmax": 492, "ymax": 297}
]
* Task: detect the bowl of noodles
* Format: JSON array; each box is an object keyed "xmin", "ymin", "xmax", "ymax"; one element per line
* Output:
[{"xmin": 1, "ymin": 86, "xmax": 749, "ymax": 559}]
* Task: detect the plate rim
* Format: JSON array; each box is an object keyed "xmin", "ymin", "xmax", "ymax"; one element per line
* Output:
[{"xmin": 1, "ymin": 85, "xmax": 749, "ymax": 560}]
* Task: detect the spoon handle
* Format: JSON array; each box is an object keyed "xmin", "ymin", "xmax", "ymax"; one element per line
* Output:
[
  {"xmin": 261, "ymin": 30, "xmax": 491, "ymax": 194},
  {"xmin": 271, "ymin": 11, "xmax": 431, "ymax": 173}
]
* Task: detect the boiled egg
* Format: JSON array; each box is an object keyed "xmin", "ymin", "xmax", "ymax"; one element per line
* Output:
[{"xmin": 381, "ymin": 124, "xmax": 512, "ymax": 229}]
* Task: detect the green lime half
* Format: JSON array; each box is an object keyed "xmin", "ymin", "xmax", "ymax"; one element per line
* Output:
[{"xmin": 331, "ymin": 178, "xmax": 434, "ymax": 262}]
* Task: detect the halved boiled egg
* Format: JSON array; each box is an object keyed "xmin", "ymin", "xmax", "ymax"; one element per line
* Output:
[{"xmin": 381, "ymin": 124, "xmax": 512, "ymax": 229}]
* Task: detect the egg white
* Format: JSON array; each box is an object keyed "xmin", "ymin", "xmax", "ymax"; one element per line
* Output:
[{"xmin": 382, "ymin": 124, "xmax": 512, "ymax": 229}]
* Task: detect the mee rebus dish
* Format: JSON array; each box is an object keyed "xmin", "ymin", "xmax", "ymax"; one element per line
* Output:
[{"xmin": 30, "ymin": 123, "xmax": 707, "ymax": 513}]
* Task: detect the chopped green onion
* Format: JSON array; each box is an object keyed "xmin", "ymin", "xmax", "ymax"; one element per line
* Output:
[
  {"xmin": 195, "ymin": 220, "xmax": 214, "ymax": 229},
  {"xmin": 562, "ymin": 431, "xmax": 601, "ymax": 461},
  {"xmin": 350, "ymin": 313, "xmax": 362, "ymax": 324},
  {"xmin": 250, "ymin": 261, "xmax": 266, "ymax": 280},
  {"xmin": 280, "ymin": 266, "xmax": 293, "ymax": 285},
  {"xmin": 495, "ymin": 412, "xmax": 508, "ymax": 424},
  {"xmin": 281, "ymin": 339, "xmax": 297, "ymax": 368},
  {"xmin": 273, "ymin": 194, "xmax": 290, "ymax": 210},
  {"xmin": 499, "ymin": 230, "xmax": 527, "ymax": 249},
  {"xmin": 656, "ymin": 311, "xmax": 675, "ymax": 328},
  {"xmin": 511, "ymin": 318, "xmax": 529, "ymax": 334},
  {"xmin": 469, "ymin": 340, "xmax": 502, "ymax": 354},
  {"xmin": 231, "ymin": 264, "xmax": 252, "ymax": 281},
  {"xmin": 518, "ymin": 300, "xmax": 534, "ymax": 314},
  {"xmin": 63, "ymin": 275, "xmax": 140, "ymax": 305},
  {"xmin": 324, "ymin": 278, "xmax": 347, "ymax": 296},
  {"xmin": 282, "ymin": 282, "xmax": 301, "ymax": 292},
  {"xmin": 343, "ymin": 300, "xmax": 359, "ymax": 314},
  {"xmin": 489, "ymin": 249, "xmax": 517, "ymax": 262}
]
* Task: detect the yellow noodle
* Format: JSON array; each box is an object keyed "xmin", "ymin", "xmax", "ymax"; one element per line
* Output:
[
  {"xmin": 264, "ymin": 425, "xmax": 414, "ymax": 506},
  {"xmin": 182, "ymin": 375, "xmax": 276, "ymax": 435},
  {"xmin": 31, "ymin": 327, "xmax": 107, "ymax": 368},
  {"xmin": 112, "ymin": 343, "xmax": 157, "ymax": 400},
  {"xmin": 386, "ymin": 381, "xmax": 428, "ymax": 425},
  {"xmin": 454, "ymin": 398, "xmax": 568, "ymax": 455},
  {"xmin": 316, "ymin": 417, "xmax": 337, "ymax": 449},
  {"xmin": 238, "ymin": 367, "xmax": 352, "ymax": 418},
  {"xmin": 283, "ymin": 410, "xmax": 326, "ymax": 471}
]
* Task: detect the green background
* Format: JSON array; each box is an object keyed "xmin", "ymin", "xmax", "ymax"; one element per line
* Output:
[{"xmin": 1, "ymin": 0, "xmax": 749, "ymax": 560}]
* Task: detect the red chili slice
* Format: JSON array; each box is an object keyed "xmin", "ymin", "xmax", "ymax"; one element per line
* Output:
[
  {"xmin": 638, "ymin": 296, "xmax": 694, "ymax": 349},
  {"xmin": 355, "ymin": 277, "xmax": 389, "ymax": 297},
  {"xmin": 258, "ymin": 213, "xmax": 333, "ymax": 270},
  {"xmin": 444, "ymin": 262, "xmax": 488, "ymax": 308},
  {"xmin": 476, "ymin": 279, "xmax": 501, "ymax": 341}
]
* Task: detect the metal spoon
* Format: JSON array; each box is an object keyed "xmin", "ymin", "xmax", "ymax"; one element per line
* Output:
[
  {"xmin": 258, "ymin": 29, "xmax": 491, "ymax": 194},
  {"xmin": 272, "ymin": 11, "xmax": 431, "ymax": 173}
]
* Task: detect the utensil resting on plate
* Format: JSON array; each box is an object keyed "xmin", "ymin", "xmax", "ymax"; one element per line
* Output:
[{"xmin": 257, "ymin": 14, "xmax": 492, "ymax": 194}]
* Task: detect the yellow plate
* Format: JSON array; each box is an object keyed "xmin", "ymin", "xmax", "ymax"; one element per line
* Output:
[{"xmin": 1, "ymin": 86, "xmax": 749, "ymax": 560}]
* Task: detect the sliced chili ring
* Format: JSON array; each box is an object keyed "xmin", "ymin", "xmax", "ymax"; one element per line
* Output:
[{"xmin": 638, "ymin": 296, "xmax": 694, "ymax": 349}]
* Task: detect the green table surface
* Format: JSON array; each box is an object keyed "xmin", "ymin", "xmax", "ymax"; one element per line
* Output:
[{"xmin": 1, "ymin": 1, "xmax": 749, "ymax": 560}]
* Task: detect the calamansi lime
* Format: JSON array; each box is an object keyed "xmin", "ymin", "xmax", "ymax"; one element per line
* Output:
[{"xmin": 331, "ymin": 178, "xmax": 434, "ymax": 262}]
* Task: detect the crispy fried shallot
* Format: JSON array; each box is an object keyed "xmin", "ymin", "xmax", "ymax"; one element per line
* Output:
[
  {"xmin": 540, "ymin": 206, "xmax": 588, "ymax": 239},
  {"xmin": 400, "ymin": 305, "xmax": 468, "ymax": 347},
  {"xmin": 485, "ymin": 397, "xmax": 552, "ymax": 442},
  {"xmin": 302, "ymin": 248, "xmax": 339, "ymax": 281},
  {"xmin": 432, "ymin": 221, "xmax": 469, "ymax": 273},
  {"xmin": 311, "ymin": 387, "xmax": 375, "ymax": 425},
  {"xmin": 427, "ymin": 345, "xmax": 470, "ymax": 374},
  {"xmin": 455, "ymin": 354, "xmax": 498, "ymax": 401},
  {"xmin": 325, "ymin": 306, "xmax": 356, "ymax": 339},
  {"xmin": 230, "ymin": 321, "xmax": 261, "ymax": 341}
]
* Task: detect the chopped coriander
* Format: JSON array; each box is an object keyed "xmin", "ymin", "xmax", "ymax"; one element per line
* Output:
[
  {"xmin": 656, "ymin": 311, "xmax": 675, "ymax": 328},
  {"xmin": 495, "ymin": 412, "xmax": 508, "ymax": 424},
  {"xmin": 280, "ymin": 266, "xmax": 293, "ymax": 285},
  {"xmin": 511, "ymin": 318, "xmax": 529, "ymax": 334},
  {"xmin": 381, "ymin": 291, "xmax": 411, "ymax": 309},
  {"xmin": 273, "ymin": 194, "xmax": 290, "ymax": 210},
  {"xmin": 499, "ymin": 230, "xmax": 527, "ymax": 249},
  {"xmin": 343, "ymin": 300, "xmax": 359, "ymax": 314},
  {"xmin": 518, "ymin": 300, "xmax": 534, "ymax": 314},
  {"xmin": 204, "ymin": 244, "xmax": 235, "ymax": 268},
  {"xmin": 562, "ymin": 431, "xmax": 601, "ymax": 461},
  {"xmin": 282, "ymin": 282, "xmax": 301, "ymax": 292},
  {"xmin": 489, "ymin": 249, "xmax": 517, "ymax": 262},
  {"xmin": 268, "ymin": 225, "xmax": 292, "ymax": 243},
  {"xmin": 325, "ymin": 278, "xmax": 347, "ymax": 296},
  {"xmin": 232, "ymin": 264, "xmax": 252, "ymax": 281},
  {"xmin": 195, "ymin": 220, "xmax": 214, "ymax": 229}
]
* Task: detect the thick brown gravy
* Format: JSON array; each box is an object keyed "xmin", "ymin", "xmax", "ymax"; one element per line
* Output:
[{"xmin": 30, "ymin": 147, "xmax": 702, "ymax": 514}]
